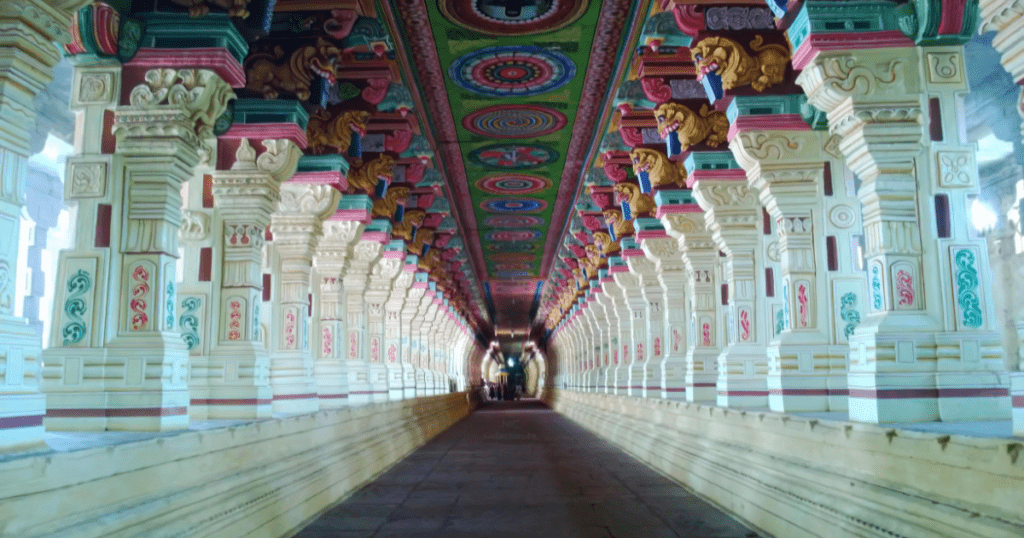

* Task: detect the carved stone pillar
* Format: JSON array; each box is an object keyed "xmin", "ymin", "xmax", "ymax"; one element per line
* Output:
[
  {"xmin": 631, "ymin": 255, "xmax": 665, "ymax": 398},
  {"xmin": 44, "ymin": 67, "xmax": 232, "ymax": 431},
  {"xmin": 612, "ymin": 268, "xmax": 645, "ymax": 396},
  {"xmin": 0, "ymin": 0, "xmax": 72, "ymax": 445},
  {"xmin": 269, "ymin": 183, "xmax": 339, "ymax": 413},
  {"xmin": 365, "ymin": 248, "xmax": 403, "ymax": 402},
  {"xmin": 343, "ymin": 237, "xmax": 382, "ymax": 405},
  {"xmin": 642, "ymin": 236, "xmax": 689, "ymax": 400},
  {"xmin": 599, "ymin": 271, "xmax": 630, "ymax": 394},
  {"xmin": 580, "ymin": 303, "xmax": 599, "ymax": 391},
  {"xmin": 312, "ymin": 218, "xmax": 363, "ymax": 408},
  {"xmin": 663, "ymin": 209, "xmax": 723, "ymax": 403},
  {"xmin": 800, "ymin": 46, "xmax": 1008, "ymax": 422},
  {"xmin": 691, "ymin": 177, "xmax": 768, "ymax": 408},
  {"xmin": 401, "ymin": 276, "xmax": 427, "ymax": 399},
  {"xmin": 384, "ymin": 259, "xmax": 416, "ymax": 400},
  {"xmin": 730, "ymin": 115, "xmax": 862, "ymax": 412},
  {"xmin": 199, "ymin": 138, "xmax": 300, "ymax": 419}
]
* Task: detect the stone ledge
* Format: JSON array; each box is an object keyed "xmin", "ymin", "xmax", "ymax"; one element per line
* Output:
[
  {"xmin": 546, "ymin": 390, "xmax": 1024, "ymax": 538},
  {"xmin": 0, "ymin": 393, "xmax": 474, "ymax": 538}
]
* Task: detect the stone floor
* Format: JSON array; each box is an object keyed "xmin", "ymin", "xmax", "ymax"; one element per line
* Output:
[{"xmin": 290, "ymin": 399, "xmax": 761, "ymax": 538}]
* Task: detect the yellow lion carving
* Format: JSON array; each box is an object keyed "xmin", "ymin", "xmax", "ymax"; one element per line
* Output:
[
  {"xmin": 347, "ymin": 154, "xmax": 394, "ymax": 194},
  {"xmin": 630, "ymin": 148, "xmax": 687, "ymax": 188},
  {"xmin": 393, "ymin": 208, "xmax": 425, "ymax": 242},
  {"xmin": 593, "ymin": 231, "xmax": 620, "ymax": 257},
  {"xmin": 655, "ymin": 103, "xmax": 729, "ymax": 150},
  {"xmin": 307, "ymin": 109, "xmax": 370, "ymax": 155},
  {"xmin": 245, "ymin": 37, "xmax": 341, "ymax": 100},
  {"xmin": 614, "ymin": 183, "xmax": 657, "ymax": 216},
  {"xmin": 691, "ymin": 35, "xmax": 789, "ymax": 93},
  {"xmin": 371, "ymin": 186, "xmax": 409, "ymax": 219},
  {"xmin": 603, "ymin": 209, "xmax": 635, "ymax": 239}
]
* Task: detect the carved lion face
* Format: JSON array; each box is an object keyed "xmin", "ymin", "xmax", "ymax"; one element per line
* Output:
[
  {"xmin": 630, "ymin": 148, "xmax": 662, "ymax": 176},
  {"xmin": 655, "ymin": 103, "xmax": 693, "ymax": 139},
  {"xmin": 691, "ymin": 36, "xmax": 739, "ymax": 84},
  {"xmin": 309, "ymin": 37, "xmax": 342, "ymax": 84}
]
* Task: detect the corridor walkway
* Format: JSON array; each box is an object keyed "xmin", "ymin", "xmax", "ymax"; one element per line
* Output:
[{"xmin": 291, "ymin": 400, "xmax": 761, "ymax": 538}]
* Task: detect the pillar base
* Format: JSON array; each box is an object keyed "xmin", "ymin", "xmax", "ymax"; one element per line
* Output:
[
  {"xmin": 661, "ymin": 358, "xmax": 686, "ymax": 400},
  {"xmin": 190, "ymin": 386, "xmax": 273, "ymax": 420},
  {"xmin": 610, "ymin": 366, "xmax": 626, "ymax": 394},
  {"xmin": 347, "ymin": 361, "xmax": 372, "ymax": 406},
  {"xmin": 386, "ymin": 364, "xmax": 404, "ymax": 400},
  {"xmin": 314, "ymin": 355, "xmax": 349, "ymax": 409},
  {"xmin": 369, "ymin": 363, "xmax": 389, "ymax": 402},
  {"xmin": 847, "ymin": 371, "xmax": 1010, "ymax": 423},
  {"xmin": 768, "ymin": 374, "xmax": 830, "ymax": 413},
  {"xmin": 627, "ymin": 363, "xmax": 646, "ymax": 397},
  {"xmin": 402, "ymin": 364, "xmax": 416, "ymax": 400},
  {"xmin": 716, "ymin": 345, "xmax": 769, "ymax": 408},
  {"xmin": 0, "ymin": 320, "xmax": 44, "ymax": 448},
  {"xmin": 0, "ymin": 393, "xmax": 45, "ymax": 450},
  {"xmin": 685, "ymin": 372, "xmax": 717, "ymax": 403},
  {"xmin": 414, "ymin": 368, "xmax": 427, "ymax": 397},
  {"xmin": 1012, "ymin": 372, "xmax": 1024, "ymax": 436}
]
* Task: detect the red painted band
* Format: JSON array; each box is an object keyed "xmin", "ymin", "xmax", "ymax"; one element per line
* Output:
[
  {"xmin": 768, "ymin": 389, "xmax": 831, "ymax": 396},
  {"xmin": 0, "ymin": 414, "xmax": 44, "ymax": 429},
  {"xmin": 849, "ymin": 388, "xmax": 1009, "ymax": 399},
  {"xmin": 692, "ymin": 383, "xmax": 717, "ymax": 387},
  {"xmin": 717, "ymin": 390, "xmax": 768, "ymax": 397},
  {"xmin": 1013, "ymin": 396, "xmax": 1024, "ymax": 408},
  {"xmin": 663, "ymin": 388, "xmax": 686, "ymax": 392},
  {"xmin": 190, "ymin": 398, "xmax": 272, "ymax": 406},
  {"xmin": 271, "ymin": 393, "xmax": 318, "ymax": 401},
  {"xmin": 46, "ymin": 407, "xmax": 187, "ymax": 417},
  {"xmin": 127, "ymin": 48, "xmax": 246, "ymax": 88}
]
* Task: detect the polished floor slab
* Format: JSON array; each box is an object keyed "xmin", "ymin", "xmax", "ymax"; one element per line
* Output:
[{"xmin": 290, "ymin": 399, "xmax": 761, "ymax": 538}]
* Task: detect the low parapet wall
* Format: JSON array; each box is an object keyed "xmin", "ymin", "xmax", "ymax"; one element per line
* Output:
[
  {"xmin": 547, "ymin": 390, "xmax": 1024, "ymax": 538},
  {"xmin": 0, "ymin": 393, "xmax": 475, "ymax": 538}
]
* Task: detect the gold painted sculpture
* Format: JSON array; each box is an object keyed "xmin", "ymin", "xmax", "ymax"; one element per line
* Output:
[
  {"xmin": 603, "ymin": 209, "xmax": 635, "ymax": 239},
  {"xmin": 630, "ymin": 148, "xmax": 687, "ymax": 188},
  {"xmin": 593, "ymin": 231, "xmax": 620, "ymax": 257},
  {"xmin": 655, "ymin": 103, "xmax": 729, "ymax": 150},
  {"xmin": 372, "ymin": 186, "xmax": 409, "ymax": 219},
  {"xmin": 307, "ymin": 109, "xmax": 370, "ymax": 155},
  {"xmin": 393, "ymin": 208, "xmax": 426, "ymax": 242},
  {"xmin": 691, "ymin": 35, "xmax": 789, "ymax": 93},
  {"xmin": 613, "ymin": 182, "xmax": 657, "ymax": 216},
  {"xmin": 245, "ymin": 38, "xmax": 341, "ymax": 100},
  {"xmin": 171, "ymin": 0, "xmax": 250, "ymax": 18},
  {"xmin": 408, "ymin": 225, "xmax": 435, "ymax": 257},
  {"xmin": 347, "ymin": 154, "xmax": 395, "ymax": 194}
]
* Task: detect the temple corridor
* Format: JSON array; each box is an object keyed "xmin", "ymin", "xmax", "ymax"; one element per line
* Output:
[{"xmin": 292, "ymin": 400, "xmax": 758, "ymax": 538}]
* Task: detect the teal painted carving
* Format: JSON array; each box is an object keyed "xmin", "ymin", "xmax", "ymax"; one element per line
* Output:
[
  {"xmin": 253, "ymin": 303, "xmax": 260, "ymax": 340},
  {"xmin": 954, "ymin": 249, "xmax": 983, "ymax": 328},
  {"xmin": 180, "ymin": 297, "xmax": 201, "ymax": 350},
  {"xmin": 840, "ymin": 292, "xmax": 861, "ymax": 338},
  {"xmin": 775, "ymin": 309, "xmax": 784, "ymax": 336},
  {"xmin": 62, "ymin": 270, "xmax": 91, "ymax": 346},
  {"xmin": 165, "ymin": 282, "xmax": 175, "ymax": 330},
  {"xmin": 871, "ymin": 266, "xmax": 882, "ymax": 309}
]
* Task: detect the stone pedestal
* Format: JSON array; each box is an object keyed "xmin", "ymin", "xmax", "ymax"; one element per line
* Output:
[
  {"xmin": 640, "ymin": 237, "xmax": 689, "ymax": 400},
  {"xmin": 343, "ymin": 237, "xmax": 383, "ymax": 406}
]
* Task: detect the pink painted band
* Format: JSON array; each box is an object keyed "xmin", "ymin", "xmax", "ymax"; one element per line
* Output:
[
  {"xmin": 382, "ymin": 250, "xmax": 405, "ymax": 259},
  {"xmin": 403, "ymin": 264, "xmax": 417, "ymax": 272},
  {"xmin": 413, "ymin": 282, "xmax": 428, "ymax": 289},
  {"xmin": 655, "ymin": 204, "xmax": 702, "ymax": 218},
  {"xmin": 791, "ymin": 31, "xmax": 915, "ymax": 70},
  {"xmin": 768, "ymin": 389, "xmax": 831, "ymax": 396},
  {"xmin": 361, "ymin": 231, "xmax": 389, "ymax": 243},
  {"xmin": 318, "ymin": 394, "xmax": 350, "ymax": 399},
  {"xmin": 622, "ymin": 248, "xmax": 645, "ymax": 258},
  {"xmin": 127, "ymin": 48, "xmax": 246, "ymax": 88},
  {"xmin": 291, "ymin": 171, "xmax": 348, "ymax": 191},
  {"xmin": 190, "ymin": 398, "xmax": 271, "ymax": 405},
  {"xmin": 0, "ymin": 414, "xmax": 44, "ymax": 429},
  {"xmin": 1013, "ymin": 396, "xmax": 1024, "ymax": 408},
  {"xmin": 636, "ymin": 229, "xmax": 670, "ymax": 240},
  {"xmin": 610, "ymin": 265, "xmax": 629, "ymax": 274},
  {"xmin": 717, "ymin": 390, "xmax": 769, "ymax": 397},
  {"xmin": 46, "ymin": 407, "xmax": 188, "ymax": 417},
  {"xmin": 663, "ymin": 388, "xmax": 686, "ymax": 392},
  {"xmin": 330, "ymin": 209, "xmax": 372, "ymax": 224},
  {"xmin": 222, "ymin": 123, "xmax": 309, "ymax": 148}
]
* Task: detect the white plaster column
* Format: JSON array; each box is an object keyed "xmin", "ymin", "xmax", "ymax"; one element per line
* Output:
[
  {"xmin": 593, "ymin": 285, "xmax": 619, "ymax": 393},
  {"xmin": 199, "ymin": 139, "xmax": 301, "ymax": 418},
  {"xmin": 365, "ymin": 251, "xmax": 403, "ymax": 402},
  {"xmin": 0, "ymin": 0, "xmax": 72, "ymax": 445},
  {"xmin": 384, "ymin": 261, "xmax": 415, "ymax": 400},
  {"xmin": 269, "ymin": 183, "xmax": 339, "ymax": 413},
  {"xmin": 614, "ymin": 264, "xmax": 646, "ymax": 397},
  {"xmin": 604, "ymin": 272, "xmax": 633, "ymax": 395},
  {"xmin": 731, "ymin": 125, "xmax": 861, "ymax": 412},
  {"xmin": 312, "ymin": 219, "xmax": 363, "ymax": 408},
  {"xmin": 800, "ymin": 47, "xmax": 1008, "ymax": 422},
  {"xmin": 642, "ymin": 237, "xmax": 690, "ymax": 400},
  {"xmin": 400, "ymin": 276, "xmax": 427, "ymax": 399},
  {"xmin": 629, "ymin": 255, "xmax": 665, "ymax": 398},
  {"xmin": 663, "ymin": 211, "xmax": 724, "ymax": 403},
  {"xmin": 342, "ymin": 238, "xmax": 383, "ymax": 405}
]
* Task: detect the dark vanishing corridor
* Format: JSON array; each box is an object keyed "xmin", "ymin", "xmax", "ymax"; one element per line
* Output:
[{"xmin": 292, "ymin": 400, "xmax": 761, "ymax": 538}]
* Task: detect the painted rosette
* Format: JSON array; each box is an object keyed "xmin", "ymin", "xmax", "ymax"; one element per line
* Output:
[
  {"xmin": 484, "ymin": 215, "xmax": 545, "ymax": 228},
  {"xmin": 463, "ymin": 105, "xmax": 567, "ymax": 139},
  {"xmin": 449, "ymin": 46, "xmax": 576, "ymax": 97},
  {"xmin": 476, "ymin": 173, "xmax": 551, "ymax": 194},
  {"xmin": 481, "ymin": 198, "xmax": 548, "ymax": 213},
  {"xmin": 469, "ymin": 144, "xmax": 559, "ymax": 169},
  {"xmin": 439, "ymin": 0, "xmax": 590, "ymax": 36},
  {"xmin": 485, "ymin": 230, "xmax": 543, "ymax": 242}
]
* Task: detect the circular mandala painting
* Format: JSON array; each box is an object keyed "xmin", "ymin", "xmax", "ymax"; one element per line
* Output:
[
  {"xmin": 463, "ymin": 105, "xmax": 567, "ymax": 139},
  {"xmin": 449, "ymin": 46, "xmax": 576, "ymax": 97},
  {"xmin": 470, "ymin": 144, "xmax": 559, "ymax": 169},
  {"xmin": 481, "ymin": 198, "xmax": 548, "ymax": 213},
  {"xmin": 484, "ymin": 215, "xmax": 545, "ymax": 228},
  {"xmin": 486, "ymin": 230, "xmax": 543, "ymax": 242},
  {"xmin": 439, "ymin": 0, "xmax": 590, "ymax": 36},
  {"xmin": 476, "ymin": 174, "xmax": 551, "ymax": 195}
]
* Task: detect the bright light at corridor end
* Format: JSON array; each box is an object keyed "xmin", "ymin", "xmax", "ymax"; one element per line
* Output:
[{"xmin": 971, "ymin": 198, "xmax": 998, "ymax": 234}]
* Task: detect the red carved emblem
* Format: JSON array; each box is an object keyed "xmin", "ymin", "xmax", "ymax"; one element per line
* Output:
[
  {"xmin": 130, "ymin": 265, "xmax": 150, "ymax": 330},
  {"xmin": 896, "ymin": 270, "xmax": 914, "ymax": 306},
  {"xmin": 228, "ymin": 300, "xmax": 242, "ymax": 340},
  {"xmin": 798, "ymin": 284, "xmax": 809, "ymax": 327}
]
